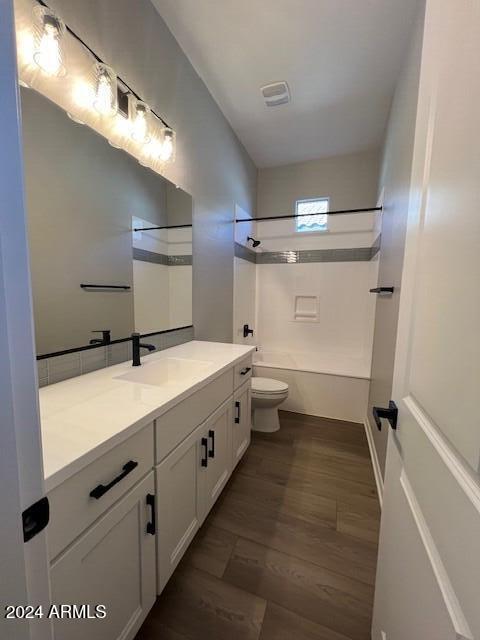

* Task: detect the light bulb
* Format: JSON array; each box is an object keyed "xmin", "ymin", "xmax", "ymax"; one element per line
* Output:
[
  {"xmin": 160, "ymin": 128, "xmax": 176, "ymax": 162},
  {"xmin": 130, "ymin": 99, "xmax": 150, "ymax": 143},
  {"xmin": 33, "ymin": 7, "xmax": 66, "ymax": 77},
  {"xmin": 139, "ymin": 137, "xmax": 163, "ymax": 166},
  {"xmin": 93, "ymin": 63, "xmax": 117, "ymax": 116}
]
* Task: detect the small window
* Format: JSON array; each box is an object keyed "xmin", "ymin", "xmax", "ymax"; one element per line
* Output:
[{"xmin": 295, "ymin": 197, "xmax": 329, "ymax": 232}]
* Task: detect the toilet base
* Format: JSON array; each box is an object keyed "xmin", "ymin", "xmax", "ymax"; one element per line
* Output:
[{"xmin": 252, "ymin": 407, "xmax": 281, "ymax": 432}]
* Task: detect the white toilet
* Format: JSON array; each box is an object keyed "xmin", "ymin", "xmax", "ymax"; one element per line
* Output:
[{"xmin": 251, "ymin": 376, "xmax": 289, "ymax": 433}]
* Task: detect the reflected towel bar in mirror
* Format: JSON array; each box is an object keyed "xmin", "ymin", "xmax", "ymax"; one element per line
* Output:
[
  {"xmin": 80, "ymin": 284, "xmax": 131, "ymax": 291},
  {"xmin": 369, "ymin": 287, "xmax": 394, "ymax": 294}
]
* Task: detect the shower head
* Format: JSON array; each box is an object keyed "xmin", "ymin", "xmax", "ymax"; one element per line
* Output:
[{"xmin": 247, "ymin": 236, "xmax": 261, "ymax": 248}]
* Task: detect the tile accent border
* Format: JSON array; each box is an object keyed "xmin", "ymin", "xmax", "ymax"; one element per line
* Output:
[
  {"xmin": 167, "ymin": 255, "xmax": 192, "ymax": 266},
  {"xmin": 234, "ymin": 242, "xmax": 257, "ymax": 264},
  {"xmin": 37, "ymin": 326, "xmax": 194, "ymax": 387},
  {"xmin": 133, "ymin": 247, "xmax": 192, "ymax": 266},
  {"xmin": 133, "ymin": 247, "xmax": 169, "ymax": 265},
  {"xmin": 235, "ymin": 235, "xmax": 382, "ymax": 264},
  {"xmin": 256, "ymin": 247, "xmax": 374, "ymax": 263}
]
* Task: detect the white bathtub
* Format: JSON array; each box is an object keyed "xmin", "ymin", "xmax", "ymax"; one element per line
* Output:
[{"xmin": 253, "ymin": 350, "xmax": 370, "ymax": 423}]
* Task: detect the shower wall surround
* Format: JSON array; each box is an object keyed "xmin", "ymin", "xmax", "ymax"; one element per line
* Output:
[
  {"xmin": 244, "ymin": 149, "xmax": 382, "ymax": 375},
  {"xmin": 254, "ymin": 228, "xmax": 379, "ymax": 373}
]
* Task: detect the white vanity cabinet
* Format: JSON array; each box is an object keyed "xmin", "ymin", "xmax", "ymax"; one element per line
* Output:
[
  {"xmin": 201, "ymin": 399, "xmax": 232, "ymax": 515},
  {"xmin": 232, "ymin": 380, "xmax": 252, "ymax": 469},
  {"xmin": 155, "ymin": 420, "xmax": 205, "ymax": 593},
  {"xmin": 155, "ymin": 394, "xmax": 235, "ymax": 592},
  {"xmin": 50, "ymin": 471, "xmax": 156, "ymax": 640},
  {"xmin": 154, "ymin": 359, "xmax": 252, "ymax": 593},
  {"xmin": 44, "ymin": 346, "xmax": 254, "ymax": 639}
]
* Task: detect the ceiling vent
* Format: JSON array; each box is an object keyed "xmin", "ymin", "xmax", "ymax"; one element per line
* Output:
[{"xmin": 261, "ymin": 81, "xmax": 290, "ymax": 107}]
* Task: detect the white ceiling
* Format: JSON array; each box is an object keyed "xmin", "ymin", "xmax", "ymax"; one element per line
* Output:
[{"xmin": 152, "ymin": 0, "xmax": 420, "ymax": 168}]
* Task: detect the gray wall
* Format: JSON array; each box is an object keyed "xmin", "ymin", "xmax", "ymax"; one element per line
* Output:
[
  {"xmin": 257, "ymin": 149, "xmax": 380, "ymax": 216},
  {"xmin": 22, "ymin": 88, "xmax": 170, "ymax": 355},
  {"xmin": 46, "ymin": 0, "xmax": 257, "ymax": 343},
  {"xmin": 368, "ymin": 2, "xmax": 426, "ymax": 476}
]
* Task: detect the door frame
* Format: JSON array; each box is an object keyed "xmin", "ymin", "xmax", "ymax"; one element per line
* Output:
[{"xmin": 0, "ymin": 1, "xmax": 52, "ymax": 638}]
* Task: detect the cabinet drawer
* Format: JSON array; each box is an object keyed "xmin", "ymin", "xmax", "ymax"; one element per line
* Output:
[
  {"xmin": 50, "ymin": 472, "xmax": 156, "ymax": 640},
  {"xmin": 155, "ymin": 369, "xmax": 233, "ymax": 463},
  {"xmin": 234, "ymin": 356, "xmax": 253, "ymax": 389},
  {"xmin": 48, "ymin": 424, "xmax": 154, "ymax": 560}
]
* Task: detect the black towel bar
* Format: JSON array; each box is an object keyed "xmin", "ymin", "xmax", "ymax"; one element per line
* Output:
[
  {"xmin": 81, "ymin": 284, "xmax": 131, "ymax": 291},
  {"xmin": 370, "ymin": 287, "xmax": 394, "ymax": 294}
]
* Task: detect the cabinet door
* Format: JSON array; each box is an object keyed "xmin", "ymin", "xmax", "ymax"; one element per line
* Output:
[
  {"xmin": 50, "ymin": 472, "xmax": 156, "ymax": 640},
  {"xmin": 156, "ymin": 423, "xmax": 204, "ymax": 593},
  {"xmin": 201, "ymin": 399, "xmax": 232, "ymax": 516},
  {"xmin": 232, "ymin": 382, "xmax": 251, "ymax": 468}
]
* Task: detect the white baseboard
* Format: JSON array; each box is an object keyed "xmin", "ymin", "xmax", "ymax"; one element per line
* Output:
[{"xmin": 364, "ymin": 416, "xmax": 384, "ymax": 509}]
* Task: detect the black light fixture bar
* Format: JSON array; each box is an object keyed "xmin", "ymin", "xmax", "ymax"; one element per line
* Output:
[
  {"xmin": 235, "ymin": 206, "xmax": 382, "ymax": 223},
  {"xmin": 35, "ymin": 0, "xmax": 171, "ymax": 129}
]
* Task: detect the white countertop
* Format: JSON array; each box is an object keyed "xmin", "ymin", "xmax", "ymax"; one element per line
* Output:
[{"xmin": 40, "ymin": 341, "xmax": 254, "ymax": 492}]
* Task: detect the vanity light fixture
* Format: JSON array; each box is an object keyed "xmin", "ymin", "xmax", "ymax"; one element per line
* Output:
[
  {"xmin": 33, "ymin": 5, "xmax": 66, "ymax": 76},
  {"xmin": 93, "ymin": 63, "xmax": 118, "ymax": 116},
  {"xmin": 130, "ymin": 98, "xmax": 151, "ymax": 144},
  {"xmin": 23, "ymin": 0, "xmax": 177, "ymax": 167},
  {"xmin": 160, "ymin": 127, "xmax": 176, "ymax": 163}
]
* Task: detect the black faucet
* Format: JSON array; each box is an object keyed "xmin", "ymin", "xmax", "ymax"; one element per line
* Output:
[
  {"xmin": 131, "ymin": 332, "xmax": 156, "ymax": 366},
  {"xmin": 90, "ymin": 330, "xmax": 111, "ymax": 345}
]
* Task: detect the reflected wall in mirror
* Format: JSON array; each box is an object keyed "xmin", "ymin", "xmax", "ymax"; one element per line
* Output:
[
  {"xmin": 132, "ymin": 196, "xmax": 192, "ymax": 333},
  {"xmin": 21, "ymin": 88, "xmax": 193, "ymax": 356}
]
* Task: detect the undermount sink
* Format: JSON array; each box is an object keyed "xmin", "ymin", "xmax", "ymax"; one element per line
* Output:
[{"xmin": 114, "ymin": 357, "xmax": 214, "ymax": 387}]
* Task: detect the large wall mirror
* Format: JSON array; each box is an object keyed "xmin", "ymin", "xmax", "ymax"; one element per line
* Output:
[{"xmin": 21, "ymin": 88, "xmax": 193, "ymax": 357}]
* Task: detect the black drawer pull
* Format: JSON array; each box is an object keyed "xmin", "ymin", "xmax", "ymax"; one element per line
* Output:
[
  {"xmin": 89, "ymin": 460, "xmax": 138, "ymax": 500},
  {"xmin": 146, "ymin": 493, "xmax": 156, "ymax": 535},
  {"xmin": 208, "ymin": 429, "xmax": 215, "ymax": 458},
  {"xmin": 235, "ymin": 401, "xmax": 241, "ymax": 424},
  {"xmin": 201, "ymin": 438, "xmax": 209, "ymax": 467},
  {"xmin": 240, "ymin": 367, "xmax": 251, "ymax": 376}
]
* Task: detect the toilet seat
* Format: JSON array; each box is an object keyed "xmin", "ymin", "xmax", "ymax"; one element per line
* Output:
[{"xmin": 251, "ymin": 377, "xmax": 289, "ymax": 396}]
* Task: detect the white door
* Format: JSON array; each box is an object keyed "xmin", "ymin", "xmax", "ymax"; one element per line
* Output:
[
  {"xmin": 202, "ymin": 399, "xmax": 232, "ymax": 514},
  {"xmin": 156, "ymin": 423, "xmax": 204, "ymax": 593},
  {"xmin": 372, "ymin": 1, "xmax": 480, "ymax": 639},
  {"xmin": 232, "ymin": 383, "xmax": 251, "ymax": 468},
  {"xmin": 0, "ymin": 2, "xmax": 52, "ymax": 639},
  {"xmin": 50, "ymin": 473, "xmax": 156, "ymax": 640}
]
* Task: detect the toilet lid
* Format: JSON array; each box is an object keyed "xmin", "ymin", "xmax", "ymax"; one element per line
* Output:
[{"xmin": 251, "ymin": 377, "xmax": 289, "ymax": 394}]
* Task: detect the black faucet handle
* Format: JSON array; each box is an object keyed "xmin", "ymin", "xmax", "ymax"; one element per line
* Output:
[{"xmin": 91, "ymin": 329, "xmax": 111, "ymax": 344}]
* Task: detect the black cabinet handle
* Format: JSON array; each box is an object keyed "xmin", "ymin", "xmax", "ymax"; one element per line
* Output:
[
  {"xmin": 208, "ymin": 430, "xmax": 215, "ymax": 458},
  {"xmin": 235, "ymin": 401, "xmax": 241, "ymax": 424},
  {"xmin": 89, "ymin": 460, "xmax": 138, "ymax": 500},
  {"xmin": 370, "ymin": 287, "xmax": 394, "ymax": 294},
  {"xmin": 373, "ymin": 401, "xmax": 398, "ymax": 431},
  {"xmin": 240, "ymin": 367, "xmax": 251, "ymax": 376},
  {"xmin": 201, "ymin": 437, "xmax": 209, "ymax": 467},
  {"xmin": 146, "ymin": 493, "xmax": 156, "ymax": 535}
]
